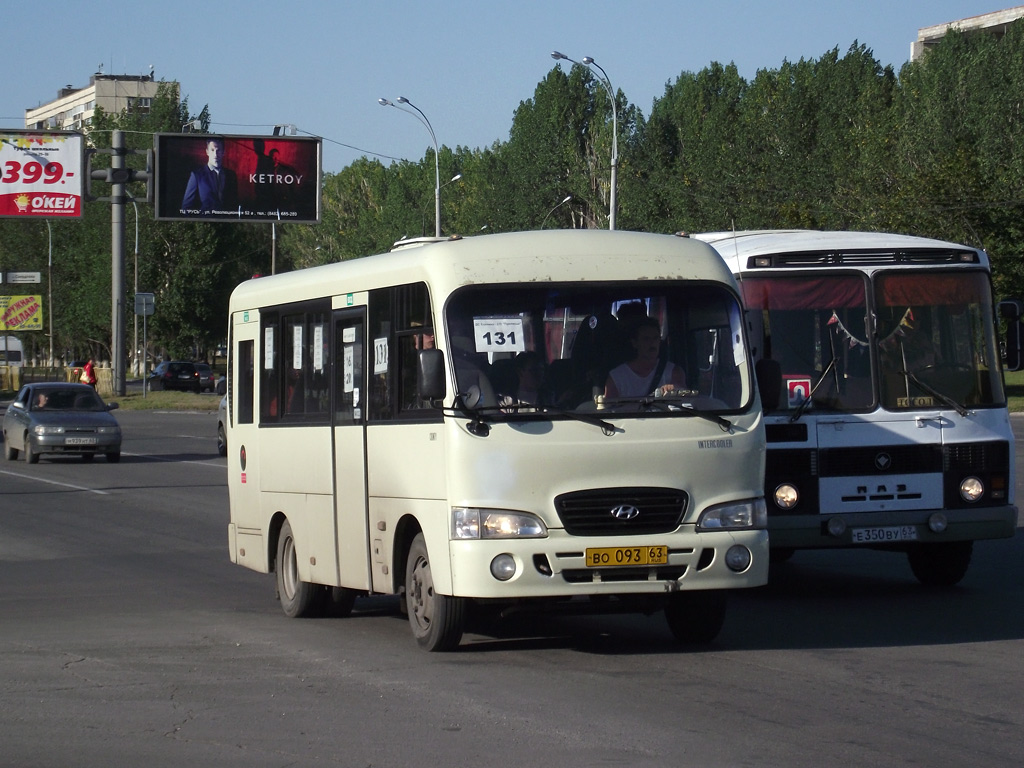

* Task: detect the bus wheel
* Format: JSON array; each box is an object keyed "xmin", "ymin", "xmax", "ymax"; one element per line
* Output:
[
  {"xmin": 664, "ymin": 590, "xmax": 727, "ymax": 645},
  {"xmin": 276, "ymin": 520, "xmax": 322, "ymax": 618},
  {"xmin": 907, "ymin": 541, "xmax": 973, "ymax": 587},
  {"xmin": 405, "ymin": 533, "xmax": 465, "ymax": 651}
]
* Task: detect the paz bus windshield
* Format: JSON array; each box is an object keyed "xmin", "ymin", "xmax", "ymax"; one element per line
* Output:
[{"xmin": 740, "ymin": 270, "xmax": 1005, "ymax": 414}]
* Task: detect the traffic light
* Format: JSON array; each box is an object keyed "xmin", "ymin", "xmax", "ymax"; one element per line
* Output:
[{"xmin": 85, "ymin": 148, "xmax": 153, "ymax": 202}]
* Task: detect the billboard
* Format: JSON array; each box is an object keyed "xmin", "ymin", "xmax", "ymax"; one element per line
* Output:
[
  {"xmin": 155, "ymin": 133, "xmax": 321, "ymax": 223},
  {"xmin": 1, "ymin": 295, "xmax": 44, "ymax": 331},
  {"xmin": 0, "ymin": 131, "xmax": 84, "ymax": 218}
]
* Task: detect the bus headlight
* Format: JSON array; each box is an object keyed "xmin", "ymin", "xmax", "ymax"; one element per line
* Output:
[
  {"xmin": 697, "ymin": 498, "xmax": 767, "ymax": 530},
  {"xmin": 452, "ymin": 508, "xmax": 548, "ymax": 539},
  {"xmin": 774, "ymin": 483, "xmax": 799, "ymax": 510},
  {"xmin": 960, "ymin": 476, "xmax": 984, "ymax": 503}
]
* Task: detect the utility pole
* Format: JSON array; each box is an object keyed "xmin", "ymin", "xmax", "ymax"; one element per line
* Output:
[
  {"xmin": 88, "ymin": 130, "xmax": 151, "ymax": 397},
  {"xmin": 111, "ymin": 130, "xmax": 126, "ymax": 396}
]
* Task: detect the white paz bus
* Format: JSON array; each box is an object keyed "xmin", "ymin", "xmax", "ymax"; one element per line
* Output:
[
  {"xmin": 695, "ymin": 230, "xmax": 1018, "ymax": 586},
  {"xmin": 225, "ymin": 230, "xmax": 768, "ymax": 650}
]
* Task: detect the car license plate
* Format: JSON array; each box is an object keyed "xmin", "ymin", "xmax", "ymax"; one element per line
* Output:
[
  {"xmin": 65, "ymin": 437, "xmax": 97, "ymax": 446},
  {"xmin": 850, "ymin": 525, "xmax": 918, "ymax": 544},
  {"xmin": 585, "ymin": 545, "xmax": 668, "ymax": 567}
]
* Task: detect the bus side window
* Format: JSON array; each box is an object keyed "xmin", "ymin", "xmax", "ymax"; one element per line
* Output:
[{"xmin": 238, "ymin": 339, "xmax": 254, "ymax": 424}]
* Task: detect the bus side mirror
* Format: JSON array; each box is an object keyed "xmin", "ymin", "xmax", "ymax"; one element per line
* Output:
[
  {"xmin": 999, "ymin": 299, "xmax": 1024, "ymax": 371},
  {"xmin": 418, "ymin": 349, "xmax": 446, "ymax": 401},
  {"xmin": 755, "ymin": 358, "xmax": 782, "ymax": 411}
]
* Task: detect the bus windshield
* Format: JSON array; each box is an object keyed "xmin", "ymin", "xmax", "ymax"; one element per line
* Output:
[
  {"xmin": 740, "ymin": 270, "xmax": 1005, "ymax": 414},
  {"xmin": 445, "ymin": 281, "xmax": 751, "ymax": 414},
  {"xmin": 875, "ymin": 271, "xmax": 1005, "ymax": 411}
]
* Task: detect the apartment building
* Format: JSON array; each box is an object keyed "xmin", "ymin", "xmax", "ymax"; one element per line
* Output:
[
  {"xmin": 24, "ymin": 72, "xmax": 177, "ymax": 132},
  {"xmin": 912, "ymin": 5, "xmax": 1024, "ymax": 60}
]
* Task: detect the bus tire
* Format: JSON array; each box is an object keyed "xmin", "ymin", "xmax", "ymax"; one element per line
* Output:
[
  {"xmin": 405, "ymin": 533, "xmax": 465, "ymax": 651},
  {"xmin": 276, "ymin": 519, "xmax": 322, "ymax": 618},
  {"xmin": 664, "ymin": 590, "xmax": 727, "ymax": 645},
  {"xmin": 907, "ymin": 541, "xmax": 973, "ymax": 587}
]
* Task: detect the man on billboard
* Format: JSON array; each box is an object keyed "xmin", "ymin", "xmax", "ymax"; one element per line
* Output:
[{"xmin": 180, "ymin": 137, "xmax": 238, "ymax": 213}]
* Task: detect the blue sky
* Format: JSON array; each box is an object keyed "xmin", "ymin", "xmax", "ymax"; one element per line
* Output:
[{"xmin": 2, "ymin": 0, "xmax": 1010, "ymax": 174}]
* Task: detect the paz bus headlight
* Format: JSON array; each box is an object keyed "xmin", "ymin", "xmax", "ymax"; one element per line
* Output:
[
  {"xmin": 451, "ymin": 507, "xmax": 548, "ymax": 539},
  {"xmin": 960, "ymin": 476, "xmax": 984, "ymax": 503},
  {"xmin": 774, "ymin": 483, "xmax": 799, "ymax": 510}
]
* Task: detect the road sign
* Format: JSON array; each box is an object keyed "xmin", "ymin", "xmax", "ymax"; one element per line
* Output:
[
  {"xmin": 134, "ymin": 292, "xmax": 155, "ymax": 316},
  {"xmin": 4, "ymin": 272, "xmax": 42, "ymax": 284}
]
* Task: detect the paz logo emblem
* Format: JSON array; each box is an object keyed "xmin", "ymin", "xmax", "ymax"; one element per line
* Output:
[{"xmin": 875, "ymin": 452, "xmax": 892, "ymax": 471}]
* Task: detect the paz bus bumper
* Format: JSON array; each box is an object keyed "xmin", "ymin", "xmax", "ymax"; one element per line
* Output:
[{"xmin": 768, "ymin": 505, "xmax": 1018, "ymax": 550}]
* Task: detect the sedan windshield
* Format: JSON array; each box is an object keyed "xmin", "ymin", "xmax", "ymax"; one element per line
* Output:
[{"xmin": 31, "ymin": 388, "xmax": 104, "ymax": 411}]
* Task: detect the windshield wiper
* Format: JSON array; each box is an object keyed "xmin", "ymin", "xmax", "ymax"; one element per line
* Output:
[
  {"xmin": 789, "ymin": 358, "xmax": 837, "ymax": 422},
  {"xmin": 899, "ymin": 370, "xmax": 970, "ymax": 417},
  {"xmin": 604, "ymin": 395, "xmax": 733, "ymax": 431}
]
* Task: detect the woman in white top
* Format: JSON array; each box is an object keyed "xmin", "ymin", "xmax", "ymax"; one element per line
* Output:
[{"xmin": 604, "ymin": 316, "xmax": 687, "ymax": 398}]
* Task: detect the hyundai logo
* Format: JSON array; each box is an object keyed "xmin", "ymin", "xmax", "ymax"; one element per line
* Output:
[
  {"xmin": 875, "ymin": 452, "xmax": 892, "ymax": 471},
  {"xmin": 610, "ymin": 504, "xmax": 640, "ymax": 520}
]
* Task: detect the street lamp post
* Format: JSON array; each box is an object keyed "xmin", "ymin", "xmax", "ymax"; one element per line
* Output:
[
  {"xmin": 47, "ymin": 220, "xmax": 53, "ymax": 368},
  {"xmin": 132, "ymin": 200, "xmax": 139, "ymax": 377},
  {"xmin": 551, "ymin": 51, "xmax": 618, "ymax": 230},
  {"xmin": 541, "ymin": 195, "xmax": 572, "ymax": 229},
  {"xmin": 379, "ymin": 97, "xmax": 443, "ymax": 238}
]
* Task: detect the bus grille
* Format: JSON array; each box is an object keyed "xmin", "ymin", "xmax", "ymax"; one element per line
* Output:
[{"xmin": 554, "ymin": 488, "xmax": 687, "ymax": 536}]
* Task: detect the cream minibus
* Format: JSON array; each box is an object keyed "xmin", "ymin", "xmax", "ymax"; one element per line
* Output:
[
  {"xmin": 225, "ymin": 230, "xmax": 768, "ymax": 650},
  {"xmin": 695, "ymin": 229, "xmax": 1017, "ymax": 586}
]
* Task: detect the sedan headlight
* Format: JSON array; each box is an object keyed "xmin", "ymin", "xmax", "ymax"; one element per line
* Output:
[
  {"xmin": 33, "ymin": 425, "xmax": 65, "ymax": 435},
  {"xmin": 97, "ymin": 426, "xmax": 120, "ymax": 434},
  {"xmin": 452, "ymin": 507, "xmax": 548, "ymax": 539},
  {"xmin": 697, "ymin": 498, "xmax": 767, "ymax": 530}
]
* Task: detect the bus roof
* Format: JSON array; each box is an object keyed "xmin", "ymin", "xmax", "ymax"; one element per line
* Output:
[
  {"xmin": 690, "ymin": 229, "xmax": 988, "ymax": 271},
  {"xmin": 229, "ymin": 230, "xmax": 737, "ymax": 312}
]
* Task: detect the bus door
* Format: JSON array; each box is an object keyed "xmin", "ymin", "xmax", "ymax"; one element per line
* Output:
[
  {"xmin": 228, "ymin": 310, "xmax": 264, "ymax": 571},
  {"xmin": 333, "ymin": 308, "xmax": 372, "ymax": 591}
]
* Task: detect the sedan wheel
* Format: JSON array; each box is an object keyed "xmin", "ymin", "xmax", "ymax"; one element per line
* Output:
[
  {"xmin": 3, "ymin": 435, "xmax": 18, "ymax": 461},
  {"xmin": 24, "ymin": 437, "xmax": 39, "ymax": 464}
]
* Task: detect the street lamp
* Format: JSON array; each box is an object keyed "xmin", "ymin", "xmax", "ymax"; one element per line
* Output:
[
  {"xmin": 132, "ymin": 200, "xmax": 139, "ymax": 378},
  {"xmin": 550, "ymin": 51, "xmax": 618, "ymax": 230},
  {"xmin": 541, "ymin": 195, "xmax": 572, "ymax": 229},
  {"xmin": 379, "ymin": 96, "xmax": 443, "ymax": 237},
  {"xmin": 46, "ymin": 220, "xmax": 53, "ymax": 368}
]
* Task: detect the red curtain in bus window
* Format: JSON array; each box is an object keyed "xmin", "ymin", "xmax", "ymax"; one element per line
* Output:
[
  {"xmin": 739, "ymin": 275, "xmax": 867, "ymax": 310},
  {"xmin": 875, "ymin": 271, "xmax": 990, "ymax": 306}
]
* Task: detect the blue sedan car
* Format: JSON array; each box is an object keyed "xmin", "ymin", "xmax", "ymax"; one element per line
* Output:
[{"xmin": 2, "ymin": 382, "xmax": 122, "ymax": 463}]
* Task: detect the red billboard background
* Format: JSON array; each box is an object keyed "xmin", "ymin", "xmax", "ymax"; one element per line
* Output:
[{"xmin": 155, "ymin": 134, "xmax": 320, "ymax": 223}]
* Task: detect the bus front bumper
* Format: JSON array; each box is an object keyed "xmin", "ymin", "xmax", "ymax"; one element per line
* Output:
[{"xmin": 768, "ymin": 505, "xmax": 1018, "ymax": 550}]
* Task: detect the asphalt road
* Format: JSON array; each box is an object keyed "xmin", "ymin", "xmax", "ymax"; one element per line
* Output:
[{"xmin": 1, "ymin": 409, "xmax": 1023, "ymax": 767}]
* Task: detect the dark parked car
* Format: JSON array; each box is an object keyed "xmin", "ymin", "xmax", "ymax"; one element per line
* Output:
[
  {"xmin": 2, "ymin": 382, "xmax": 121, "ymax": 463},
  {"xmin": 149, "ymin": 361, "xmax": 216, "ymax": 393},
  {"xmin": 217, "ymin": 394, "xmax": 227, "ymax": 456}
]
